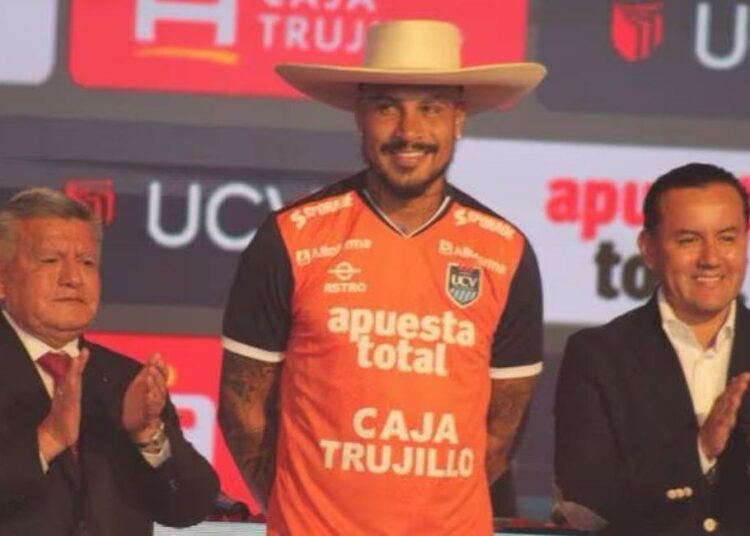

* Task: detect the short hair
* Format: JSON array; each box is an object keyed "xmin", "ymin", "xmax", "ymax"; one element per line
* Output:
[
  {"xmin": 643, "ymin": 163, "xmax": 750, "ymax": 233},
  {"xmin": 0, "ymin": 187, "xmax": 102, "ymax": 262}
]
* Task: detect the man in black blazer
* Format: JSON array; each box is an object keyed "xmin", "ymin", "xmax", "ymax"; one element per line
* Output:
[
  {"xmin": 555, "ymin": 163, "xmax": 750, "ymax": 535},
  {"xmin": 0, "ymin": 188, "xmax": 219, "ymax": 535}
]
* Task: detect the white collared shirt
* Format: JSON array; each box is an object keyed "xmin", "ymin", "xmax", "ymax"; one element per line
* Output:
[
  {"xmin": 658, "ymin": 289, "xmax": 736, "ymax": 473},
  {"xmin": 3, "ymin": 309, "xmax": 81, "ymax": 397},
  {"xmin": 2, "ymin": 309, "xmax": 170, "ymax": 469}
]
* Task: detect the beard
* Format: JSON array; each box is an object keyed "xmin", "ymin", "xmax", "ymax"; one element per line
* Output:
[{"xmin": 362, "ymin": 138, "xmax": 455, "ymax": 200}]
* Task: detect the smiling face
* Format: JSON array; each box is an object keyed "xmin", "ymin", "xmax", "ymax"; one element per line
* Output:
[
  {"xmin": 356, "ymin": 84, "xmax": 466, "ymax": 199},
  {"xmin": 0, "ymin": 217, "xmax": 101, "ymax": 347},
  {"xmin": 639, "ymin": 183, "xmax": 748, "ymax": 325}
]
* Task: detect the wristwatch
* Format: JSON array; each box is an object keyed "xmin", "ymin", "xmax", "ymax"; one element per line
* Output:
[{"xmin": 135, "ymin": 421, "xmax": 167, "ymax": 454}]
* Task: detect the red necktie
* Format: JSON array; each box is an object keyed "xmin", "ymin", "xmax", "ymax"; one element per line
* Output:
[
  {"xmin": 37, "ymin": 352, "xmax": 78, "ymax": 461},
  {"xmin": 38, "ymin": 352, "xmax": 72, "ymax": 383}
]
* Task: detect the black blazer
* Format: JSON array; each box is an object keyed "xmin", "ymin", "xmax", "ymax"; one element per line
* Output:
[
  {"xmin": 0, "ymin": 314, "xmax": 219, "ymax": 536},
  {"xmin": 555, "ymin": 297, "xmax": 750, "ymax": 535}
]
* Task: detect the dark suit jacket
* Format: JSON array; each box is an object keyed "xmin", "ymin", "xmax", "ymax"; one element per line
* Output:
[
  {"xmin": 555, "ymin": 297, "xmax": 750, "ymax": 535},
  {"xmin": 0, "ymin": 314, "xmax": 219, "ymax": 535}
]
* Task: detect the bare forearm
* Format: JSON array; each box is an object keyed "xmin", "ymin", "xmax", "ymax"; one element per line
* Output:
[
  {"xmin": 218, "ymin": 351, "xmax": 280, "ymax": 511},
  {"xmin": 485, "ymin": 376, "xmax": 537, "ymax": 484},
  {"xmin": 219, "ymin": 411, "xmax": 276, "ymax": 508}
]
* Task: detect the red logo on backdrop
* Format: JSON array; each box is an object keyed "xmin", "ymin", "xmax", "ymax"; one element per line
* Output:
[
  {"xmin": 610, "ymin": 0, "xmax": 664, "ymax": 62},
  {"xmin": 545, "ymin": 175, "xmax": 750, "ymax": 239},
  {"xmin": 64, "ymin": 179, "xmax": 116, "ymax": 226},
  {"xmin": 69, "ymin": 0, "xmax": 528, "ymax": 98}
]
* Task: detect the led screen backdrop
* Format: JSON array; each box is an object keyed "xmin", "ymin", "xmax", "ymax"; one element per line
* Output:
[
  {"xmin": 70, "ymin": 0, "xmax": 528, "ymax": 98},
  {"xmin": 2, "ymin": 0, "xmax": 750, "ymax": 522},
  {"xmin": 537, "ymin": 0, "xmax": 750, "ymax": 118}
]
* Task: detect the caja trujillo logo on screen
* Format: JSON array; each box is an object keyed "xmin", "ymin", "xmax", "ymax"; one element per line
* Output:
[{"xmin": 69, "ymin": 0, "xmax": 530, "ymax": 99}]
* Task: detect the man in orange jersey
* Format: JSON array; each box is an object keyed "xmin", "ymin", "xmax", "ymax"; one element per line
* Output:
[{"xmin": 218, "ymin": 19, "xmax": 546, "ymax": 535}]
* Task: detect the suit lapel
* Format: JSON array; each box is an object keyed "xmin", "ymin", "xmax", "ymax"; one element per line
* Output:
[
  {"xmin": 58, "ymin": 449, "xmax": 82, "ymax": 491},
  {"xmin": 0, "ymin": 315, "xmax": 52, "ymax": 437},
  {"xmin": 729, "ymin": 302, "xmax": 750, "ymax": 426},
  {"xmin": 79, "ymin": 340, "xmax": 110, "ymax": 448},
  {"xmin": 0, "ymin": 313, "xmax": 82, "ymax": 490},
  {"xmin": 728, "ymin": 301, "xmax": 750, "ymax": 379},
  {"xmin": 631, "ymin": 299, "xmax": 697, "ymax": 429},
  {"xmin": 637, "ymin": 299, "xmax": 750, "ymax": 423}
]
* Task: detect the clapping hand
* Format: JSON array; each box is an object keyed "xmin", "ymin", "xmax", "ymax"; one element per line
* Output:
[
  {"xmin": 122, "ymin": 353, "xmax": 169, "ymax": 444},
  {"xmin": 37, "ymin": 349, "xmax": 90, "ymax": 462},
  {"xmin": 699, "ymin": 372, "xmax": 750, "ymax": 460}
]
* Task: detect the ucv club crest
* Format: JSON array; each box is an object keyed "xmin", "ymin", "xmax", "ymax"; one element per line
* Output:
[{"xmin": 446, "ymin": 264, "xmax": 481, "ymax": 307}]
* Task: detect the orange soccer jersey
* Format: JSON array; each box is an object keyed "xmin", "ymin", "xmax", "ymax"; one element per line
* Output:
[{"xmin": 223, "ymin": 173, "xmax": 543, "ymax": 535}]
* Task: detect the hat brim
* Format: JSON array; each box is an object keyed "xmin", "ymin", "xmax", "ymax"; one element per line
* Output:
[{"xmin": 275, "ymin": 62, "xmax": 546, "ymax": 115}]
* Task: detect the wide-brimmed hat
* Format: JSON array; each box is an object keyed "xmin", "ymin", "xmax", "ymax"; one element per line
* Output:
[{"xmin": 275, "ymin": 19, "xmax": 546, "ymax": 115}]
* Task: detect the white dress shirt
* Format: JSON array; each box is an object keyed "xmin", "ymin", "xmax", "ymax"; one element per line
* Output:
[
  {"xmin": 2, "ymin": 310, "xmax": 170, "ymax": 470},
  {"xmin": 658, "ymin": 289, "xmax": 735, "ymax": 473}
]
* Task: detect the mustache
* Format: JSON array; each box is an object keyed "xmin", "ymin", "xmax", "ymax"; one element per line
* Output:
[{"xmin": 380, "ymin": 139, "xmax": 439, "ymax": 155}]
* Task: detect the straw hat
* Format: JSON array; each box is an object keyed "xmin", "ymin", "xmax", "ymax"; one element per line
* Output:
[{"xmin": 275, "ymin": 19, "xmax": 546, "ymax": 115}]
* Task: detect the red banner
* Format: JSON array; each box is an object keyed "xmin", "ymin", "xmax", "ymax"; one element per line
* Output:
[{"xmin": 69, "ymin": 0, "xmax": 528, "ymax": 98}]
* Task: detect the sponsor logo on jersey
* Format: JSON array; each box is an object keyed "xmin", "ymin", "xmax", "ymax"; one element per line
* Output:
[
  {"xmin": 453, "ymin": 208, "xmax": 516, "ymax": 239},
  {"xmin": 324, "ymin": 261, "xmax": 367, "ymax": 293},
  {"xmin": 328, "ymin": 261, "xmax": 360, "ymax": 280},
  {"xmin": 611, "ymin": 0, "xmax": 665, "ymax": 62},
  {"xmin": 318, "ymin": 407, "xmax": 475, "ymax": 478},
  {"xmin": 296, "ymin": 248, "xmax": 313, "ymax": 266},
  {"xmin": 446, "ymin": 264, "xmax": 481, "ymax": 307},
  {"xmin": 327, "ymin": 307, "xmax": 476, "ymax": 376},
  {"xmin": 290, "ymin": 192, "xmax": 354, "ymax": 229},
  {"xmin": 437, "ymin": 239, "xmax": 507, "ymax": 276},
  {"xmin": 297, "ymin": 244, "xmax": 340, "ymax": 266},
  {"xmin": 295, "ymin": 238, "xmax": 372, "ymax": 267}
]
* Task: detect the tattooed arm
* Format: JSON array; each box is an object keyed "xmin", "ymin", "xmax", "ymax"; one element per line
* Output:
[
  {"xmin": 485, "ymin": 375, "xmax": 537, "ymax": 485},
  {"xmin": 217, "ymin": 350, "xmax": 281, "ymax": 512}
]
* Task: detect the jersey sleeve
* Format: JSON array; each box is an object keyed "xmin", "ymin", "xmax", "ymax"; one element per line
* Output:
[
  {"xmin": 490, "ymin": 239, "xmax": 543, "ymax": 379},
  {"xmin": 222, "ymin": 215, "xmax": 293, "ymax": 363}
]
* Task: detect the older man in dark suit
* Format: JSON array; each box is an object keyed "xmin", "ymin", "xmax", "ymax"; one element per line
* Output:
[
  {"xmin": 555, "ymin": 163, "xmax": 750, "ymax": 535},
  {"xmin": 0, "ymin": 188, "xmax": 219, "ymax": 535}
]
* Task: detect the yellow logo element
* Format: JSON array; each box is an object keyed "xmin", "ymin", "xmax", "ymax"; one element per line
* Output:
[{"xmin": 136, "ymin": 46, "xmax": 239, "ymax": 65}]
